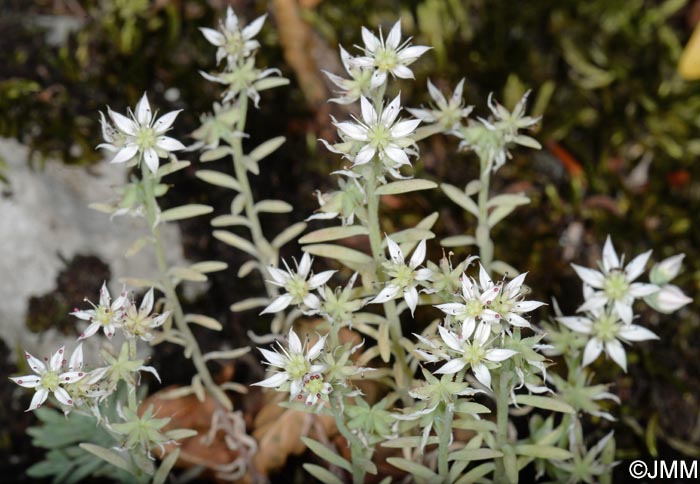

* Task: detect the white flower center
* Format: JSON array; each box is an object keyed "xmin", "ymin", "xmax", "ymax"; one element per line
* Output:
[
  {"xmin": 41, "ymin": 371, "xmax": 60, "ymax": 392},
  {"xmin": 604, "ymin": 271, "xmax": 629, "ymax": 301},
  {"xmin": 286, "ymin": 353, "xmax": 310, "ymax": 380},
  {"xmin": 375, "ymin": 47, "xmax": 398, "ymax": 71},
  {"xmin": 286, "ymin": 275, "xmax": 310, "ymax": 304},
  {"xmin": 592, "ymin": 314, "xmax": 619, "ymax": 342},
  {"xmin": 136, "ymin": 127, "xmax": 157, "ymax": 151}
]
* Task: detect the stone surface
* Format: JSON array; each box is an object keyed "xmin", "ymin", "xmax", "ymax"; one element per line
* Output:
[{"xmin": 0, "ymin": 138, "xmax": 186, "ymax": 358}]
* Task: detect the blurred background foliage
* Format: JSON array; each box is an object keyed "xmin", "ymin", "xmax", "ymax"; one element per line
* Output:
[{"xmin": 2, "ymin": 0, "xmax": 700, "ymax": 480}]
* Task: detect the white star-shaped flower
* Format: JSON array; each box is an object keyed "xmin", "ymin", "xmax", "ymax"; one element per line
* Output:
[
  {"xmin": 122, "ymin": 288, "xmax": 170, "ymax": 342},
  {"xmin": 351, "ymin": 20, "xmax": 430, "ymax": 89},
  {"xmin": 571, "ymin": 236, "xmax": 658, "ymax": 324},
  {"xmin": 323, "ymin": 46, "xmax": 374, "ymax": 105},
  {"xmin": 558, "ymin": 308, "xmax": 658, "ymax": 371},
  {"xmin": 407, "ymin": 78, "xmax": 473, "ymax": 131},
  {"xmin": 334, "ymin": 94, "xmax": 420, "ymax": 178},
  {"xmin": 369, "ymin": 237, "xmax": 433, "ymax": 315},
  {"xmin": 199, "ymin": 6, "xmax": 266, "ymax": 65},
  {"xmin": 10, "ymin": 346, "xmax": 87, "ymax": 411},
  {"xmin": 72, "ymin": 282, "xmax": 128, "ymax": 340},
  {"xmin": 99, "ymin": 93, "xmax": 185, "ymax": 174},
  {"xmin": 261, "ymin": 253, "xmax": 336, "ymax": 315},
  {"xmin": 252, "ymin": 328, "xmax": 327, "ymax": 399}
]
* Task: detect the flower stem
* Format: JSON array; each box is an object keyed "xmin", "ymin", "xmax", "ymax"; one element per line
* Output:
[
  {"xmin": 437, "ymin": 405, "xmax": 453, "ymax": 478},
  {"xmin": 332, "ymin": 401, "xmax": 367, "ymax": 484},
  {"xmin": 142, "ymin": 174, "xmax": 231, "ymax": 410},
  {"xmin": 227, "ymin": 94, "xmax": 279, "ymax": 298},
  {"xmin": 127, "ymin": 339, "xmax": 138, "ymax": 411},
  {"xmin": 365, "ymin": 169, "xmax": 412, "ymax": 404},
  {"xmin": 493, "ymin": 370, "xmax": 511, "ymax": 482},
  {"xmin": 476, "ymin": 163, "xmax": 494, "ymax": 272}
]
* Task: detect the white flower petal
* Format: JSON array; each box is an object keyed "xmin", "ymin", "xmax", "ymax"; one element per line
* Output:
[
  {"xmin": 571, "ymin": 264, "xmax": 605, "ymax": 288},
  {"xmin": 69, "ymin": 344, "xmax": 84, "ymax": 371},
  {"xmin": 242, "ymin": 14, "xmax": 266, "ymax": 39},
  {"xmin": 360, "ymin": 96, "xmax": 377, "ymax": 124},
  {"xmin": 11, "ymin": 375, "xmax": 41, "ymax": 388},
  {"xmin": 438, "ymin": 326, "xmax": 462, "ymax": 352},
  {"xmin": 435, "ymin": 358, "xmax": 467, "ymax": 375},
  {"xmin": 386, "ymin": 237, "xmax": 404, "ymax": 264},
  {"xmin": 472, "ymin": 363, "xmax": 492, "ymax": 389},
  {"xmin": 143, "ymin": 148, "xmax": 160, "ymax": 174},
  {"xmin": 370, "ymin": 285, "xmax": 401, "ymax": 304},
  {"xmin": 404, "ymin": 286, "xmax": 419, "ymax": 316},
  {"xmin": 478, "ymin": 264, "xmax": 493, "ymax": 289},
  {"xmin": 398, "ymin": 45, "xmax": 431, "ymax": 62},
  {"xmin": 614, "ymin": 301, "xmax": 633, "ymax": 325},
  {"xmin": 260, "ymin": 294, "xmax": 294, "ymax": 314},
  {"xmin": 78, "ymin": 322, "xmax": 101, "ymax": 340},
  {"xmin": 288, "ymin": 328, "xmax": 303, "ymax": 354},
  {"xmin": 53, "ymin": 386, "xmax": 74, "ymax": 406},
  {"xmin": 199, "ymin": 27, "xmax": 225, "ymax": 46},
  {"xmin": 267, "ymin": 266, "xmax": 291, "ymax": 286},
  {"xmin": 110, "ymin": 144, "xmax": 139, "ymax": 165},
  {"xmin": 485, "ymin": 349, "xmax": 518, "ymax": 362},
  {"xmin": 386, "ymin": 20, "xmax": 402, "ymax": 49},
  {"xmin": 153, "ymin": 110, "xmax": 182, "ymax": 133},
  {"xmin": 308, "ymin": 270, "xmax": 336, "ymax": 289},
  {"xmin": 353, "ymin": 144, "xmax": 377, "ymax": 166},
  {"xmin": 605, "ymin": 339, "xmax": 627, "ymax": 372},
  {"xmin": 624, "ymin": 250, "xmax": 652, "ymax": 281},
  {"xmin": 506, "ymin": 313, "xmax": 531, "ymax": 328},
  {"xmin": 618, "ymin": 324, "xmax": 659, "ymax": 342},
  {"xmin": 28, "ymin": 388, "xmax": 49, "ymax": 411},
  {"xmin": 513, "ymin": 300, "xmax": 546, "ymax": 313},
  {"xmin": 582, "ymin": 338, "xmax": 604, "ymax": 367},
  {"xmin": 308, "ymin": 335, "xmax": 326, "ymax": 360},
  {"xmin": 361, "ymin": 27, "xmax": 380, "ymax": 53},
  {"xmin": 259, "ymin": 348, "xmax": 286, "ymax": 367},
  {"xmin": 156, "ymin": 136, "xmax": 186, "ymax": 152},
  {"xmin": 252, "ymin": 371, "xmax": 289, "ymax": 388},
  {"xmin": 629, "ymin": 283, "xmax": 659, "ymax": 298},
  {"xmin": 409, "ymin": 240, "xmax": 427, "ymax": 269},
  {"xmin": 140, "ymin": 288, "xmax": 155, "ymax": 315},
  {"xmin": 602, "ymin": 236, "xmax": 620, "ymax": 272},
  {"xmin": 435, "ymin": 303, "xmax": 465, "ymax": 316},
  {"xmin": 557, "ymin": 316, "xmax": 593, "ymax": 334},
  {"xmin": 135, "ymin": 93, "xmax": 152, "ymax": 126},
  {"xmin": 25, "ymin": 352, "xmax": 46, "ymax": 375},
  {"xmin": 108, "ymin": 109, "xmax": 137, "ymax": 135}
]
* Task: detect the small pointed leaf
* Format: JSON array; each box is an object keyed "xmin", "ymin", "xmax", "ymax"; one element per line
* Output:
[
  {"xmin": 196, "ymin": 170, "xmax": 241, "ymax": 190},
  {"xmin": 299, "ymin": 225, "xmax": 369, "ymax": 244},
  {"xmin": 213, "ymin": 230, "xmax": 258, "ymax": 256},
  {"xmin": 160, "ymin": 204, "xmax": 213, "ymax": 222},
  {"xmin": 249, "ymin": 136, "xmax": 285, "ymax": 162}
]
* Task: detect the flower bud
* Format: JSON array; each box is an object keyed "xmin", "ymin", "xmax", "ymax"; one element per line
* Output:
[
  {"xmin": 644, "ymin": 284, "xmax": 692, "ymax": 313},
  {"xmin": 649, "ymin": 254, "xmax": 685, "ymax": 285}
]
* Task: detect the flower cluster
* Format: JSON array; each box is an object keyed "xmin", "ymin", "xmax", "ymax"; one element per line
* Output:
[
  {"xmin": 553, "ymin": 236, "xmax": 691, "ymax": 370},
  {"xmin": 72, "ymin": 284, "xmax": 170, "ymax": 342}
]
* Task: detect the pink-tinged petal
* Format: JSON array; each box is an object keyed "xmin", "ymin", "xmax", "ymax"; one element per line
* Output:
[
  {"xmin": 303, "ymin": 293, "xmax": 321, "ymax": 310},
  {"xmin": 478, "ymin": 264, "xmax": 494, "ymax": 289},
  {"xmin": 435, "ymin": 303, "xmax": 465, "ymax": 316},
  {"xmin": 435, "ymin": 358, "xmax": 467, "ymax": 375},
  {"xmin": 614, "ymin": 301, "xmax": 633, "ymax": 325},
  {"xmin": 288, "ymin": 328, "xmax": 303, "ymax": 354},
  {"xmin": 386, "ymin": 236, "xmax": 404, "ymax": 264},
  {"xmin": 308, "ymin": 270, "xmax": 336, "ymax": 290},
  {"xmin": 506, "ymin": 313, "xmax": 531, "ymax": 328},
  {"xmin": 153, "ymin": 110, "xmax": 182, "ymax": 133},
  {"xmin": 199, "ymin": 27, "xmax": 225, "ymax": 46},
  {"xmin": 473, "ymin": 322, "xmax": 491, "ymax": 346},
  {"xmin": 110, "ymin": 144, "xmax": 139, "ymax": 165},
  {"xmin": 602, "ymin": 236, "xmax": 620, "ymax": 272},
  {"xmin": 383, "ymin": 94, "xmax": 402, "ymax": 125},
  {"xmin": 360, "ymin": 96, "xmax": 377, "ymax": 124},
  {"xmin": 108, "ymin": 109, "xmax": 137, "ymax": 135},
  {"xmin": 69, "ymin": 344, "xmax": 83, "ymax": 371},
  {"xmin": 628, "ymin": 283, "xmax": 659, "ymax": 298},
  {"xmin": 605, "ymin": 340, "xmax": 627, "ymax": 372},
  {"xmin": 369, "ymin": 285, "xmax": 401, "ymax": 304},
  {"xmin": 571, "ymin": 264, "xmax": 605, "ymax": 288},
  {"xmin": 78, "ymin": 322, "xmax": 101, "ymax": 340},
  {"xmin": 259, "ymin": 348, "xmax": 286, "ymax": 367},
  {"xmin": 260, "ymin": 294, "xmax": 294, "ymax": 315},
  {"xmin": 27, "ymin": 388, "xmax": 49, "ymax": 411},
  {"xmin": 135, "ymin": 93, "xmax": 152, "ymax": 126},
  {"xmin": 625, "ymin": 250, "xmax": 652, "ymax": 281},
  {"xmin": 472, "ymin": 363, "xmax": 492, "ymax": 389},
  {"xmin": 582, "ymin": 338, "xmax": 604, "ymax": 367},
  {"xmin": 59, "ymin": 370, "xmax": 86, "ymax": 384},
  {"xmin": 267, "ymin": 266, "xmax": 291, "ymax": 286},
  {"xmin": 409, "ymin": 240, "xmax": 427, "ymax": 269},
  {"xmin": 618, "ymin": 324, "xmax": 658, "ymax": 342},
  {"xmin": 308, "ymin": 335, "xmax": 326, "ymax": 360},
  {"xmin": 353, "ymin": 144, "xmax": 376, "ymax": 166},
  {"xmin": 391, "ymin": 65, "xmax": 415, "ymax": 79},
  {"xmin": 98, "ymin": 282, "xmax": 111, "ymax": 306},
  {"xmin": 253, "ymin": 371, "xmax": 289, "ymax": 388},
  {"xmin": 557, "ymin": 316, "xmax": 593, "ymax": 334},
  {"xmin": 398, "ymin": 46, "xmax": 431, "ymax": 62},
  {"xmin": 10, "ymin": 375, "xmax": 41, "ymax": 388},
  {"xmin": 53, "ymin": 386, "xmax": 74, "ymax": 406},
  {"xmin": 513, "ymin": 300, "xmax": 546, "ymax": 313},
  {"xmin": 391, "ymin": 118, "xmax": 421, "ymax": 138},
  {"xmin": 25, "ymin": 352, "xmax": 46, "ymax": 374},
  {"xmin": 404, "ymin": 286, "xmax": 419, "ymax": 315},
  {"xmin": 143, "ymin": 148, "xmax": 160, "ymax": 174},
  {"xmin": 156, "ymin": 136, "xmax": 186, "ymax": 152},
  {"xmin": 361, "ymin": 27, "xmax": 380, "ymax": 53},
  {"xmin": 140, "ymin": 288, "xmax": 155, "ymax": 315},
  {"xmin": 386, "ymin": 20, "xmax": 402, "ymax": 49},
  {"xmin": 485, "ymin": 349, "xmax": 518, "ymax": 362},
  {"xmin": 243, "ymin": 14, "xmax": 266, "ymax": 39},
  {"xmin": 289, "ymin": 378, "xmax": 303, "ymax": 398},
  {"xmin": 70, "ymin": 310, "xmax": 94, "ymax": 321},
  {"xmin": 438, "ymin": 326, "xmax": 462, "ymax": 352},
  {"xmin": 480, "ymin": 309, "xmax": 500, "ymax": 323}
]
